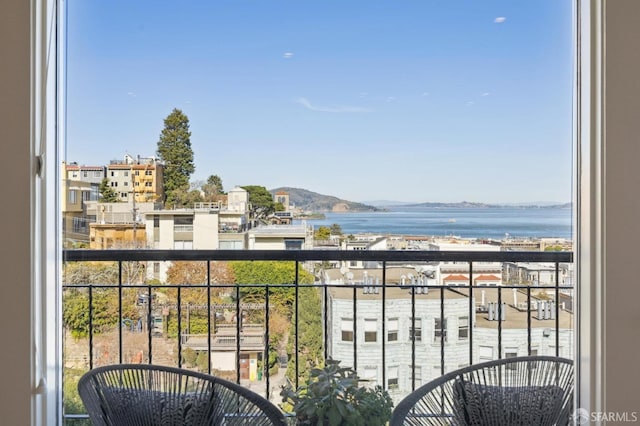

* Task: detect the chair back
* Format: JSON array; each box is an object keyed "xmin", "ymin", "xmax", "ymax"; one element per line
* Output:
[
  {"xmin": 391, "ymin": 356, "xmax": 574, "ymax": 426},
  {"xmin": 78, "ymin": 364, "xmax": 286, "ymax": 426}
]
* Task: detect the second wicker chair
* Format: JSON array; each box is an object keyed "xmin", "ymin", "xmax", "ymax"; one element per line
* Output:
[{"xmin": 390, "ymin": 356, "xmax": 574, "ymax": 426}]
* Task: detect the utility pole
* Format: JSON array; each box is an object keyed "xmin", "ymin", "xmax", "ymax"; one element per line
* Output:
[{"xmin": 131, "ymin": 163, "xmax": 138, "ymax": 248}]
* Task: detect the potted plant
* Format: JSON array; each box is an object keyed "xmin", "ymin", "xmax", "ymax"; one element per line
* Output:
[{"xmin": 280, "ymin": 359, "xmax": 394, "ymax": 426}]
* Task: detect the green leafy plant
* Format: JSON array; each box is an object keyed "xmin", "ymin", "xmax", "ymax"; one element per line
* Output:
[{"xmin": 281, "ymin": 359, "xmax": 393, "ymax": 426}]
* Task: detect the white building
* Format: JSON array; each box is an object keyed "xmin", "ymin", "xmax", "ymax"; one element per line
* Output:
[
  {"xmin": 343, "ymin": 236, "xmax": 388, "ymax": 269},
  {"xmin": 248, "ymin": 223, "xmax": 313, "ymax": 250},
  {"xmin": 326, "ymin": 284, "xmax": 573, "ymax": 405}
]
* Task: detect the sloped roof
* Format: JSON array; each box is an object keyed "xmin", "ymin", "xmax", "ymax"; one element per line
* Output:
[
  {"xmin": 475, "ymin": 274, "xmax": 501, "ymax": 281},
  {"xmin": 443, "ymin": 274, "xmax": 468, "ymax": 281}
]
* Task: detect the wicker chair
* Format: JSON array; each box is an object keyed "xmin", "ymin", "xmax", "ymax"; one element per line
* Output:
[
  {"xmin": 390, "ymin": 356, "xmax": 574, "ymax": 426},
  {"xmin": 78, "ymin": 364, "xmax": 287, "ymax": 426}
]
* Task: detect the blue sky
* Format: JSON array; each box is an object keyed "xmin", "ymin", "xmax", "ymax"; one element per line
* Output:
[{"xmin": 66, "ymin": 0, "xmax": 574, "ymax": 204}]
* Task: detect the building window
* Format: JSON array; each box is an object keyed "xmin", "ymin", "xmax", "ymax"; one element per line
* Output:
[
  {"xmin": 341, "ymin": 318, "xmax": 353, "ymax": 342},
  {"xmin": 434, "ymin": 318, "xmax": 447, "ymax": 342},
  {"xmin": 111, "ymin": 170, "xmax": 117, "ymax": 177},
  {"xmin": 72, "ymin": 217, "xmax": 87, "ymax": 233},
  {"xmin": 110, "ymin": 181, "xmax": 117, "ymax": 187},
  {"xmin": 219, "ymin": 240, "xmax": 244, "ymax": 250},
  {"xmin": 362, "ymin": 366, "xmax": 377, "ymax": 387},
  {"xmin": 387, "ymin": 366, "xmax": 399, "ymax": 390},
  {"xmin": 387, "ymin": 318, "xmax": 398, "ymax": 342},
  {"xmin": 135, "ymin": 170, "xmax": 140, "ymax": 176},
  {"xmin": 173, "ymin": 240, "xmax": 193, "ymax": 250},
  {"xmin": 409, "ymin": 318, "xmax": 422, "ymax": 342},
  {"xmin": 120, "ymin": 192, "xmax": 128, "ymax": 198},
  {"xmin": 174, "ymin": 216, "xmax": 194, "ymax": 233},
  {"xmin": 145, "ymin": 181, "xmax": 153, "ymax": 187},
  {"xmin": 124, "ymin": 181, "xmax": 128, "ymax": 186},
  {"xmin": 505, "ymin": 349, "xmax": 518, "ymax": 370},
  {"xmin": 409, "ymin": 365, "xmax": 422, "ymax": 387},
  {"xmin": 124, "ymin": 171, "xmax": 129, "ymax": 177},
  {"xmin": 135, "ymin": 181, "xmax": 140, "ymax": 186},
  {"xmin": 364, "ymin": 319, "xmax": 377, "ymax": 342},
  {"xmin": 479, "ymin": 345, "xmax": 493, "ymax": 363},
  {"xmin": 458, "ymin": 316, "xmax": 469, "ymax": 339},
  {"xmin": 145, "ymin": 170, "xmax": 153, "ymax": 176},
  {"xmin": 68, "ymin": 190, "xmax": 77, "ymax": 204},
  {"xmin": 284, "ymin": 239, "xmax": 303, "ymax": 250}
]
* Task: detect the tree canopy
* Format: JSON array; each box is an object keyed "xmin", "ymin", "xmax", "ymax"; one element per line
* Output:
[
  {"xmin": 314, "ymin": 226, "xmax": 331, "ymax": 240},
  {"xmin": 98, "ymin": 178, "xmax": 119, "ymax": 203},
  {"xmin": 229, "ymin": 261, "xmax": 313, "ymax": 315},
  {"xmin": 63, "ymin": 262, "xmax": 139, "ymax": 338},
  {"xmin": 156, "ymin": 108, "xmax": 195, "ymax": 207},
  {"xmin": 286, "ymin": 286, "xmax": 323, "ymax": 383},
  {"xmin": 241, "ymin": 185, "xmax": 276, "ymax": 219},
  {"xmin": 203, "ymin": 175, "xmax": 224, "ymax": 197}
]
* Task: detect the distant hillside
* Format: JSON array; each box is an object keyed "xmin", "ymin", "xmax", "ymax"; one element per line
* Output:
[{"xmin": 270, "ymin": 187, "xmax": 381, "ymax": 212}]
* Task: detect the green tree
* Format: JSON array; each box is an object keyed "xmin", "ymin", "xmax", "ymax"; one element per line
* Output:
[
  {"xmin": 229, "ymin": 261, "xmax": 313, "ymax": 316},
  {"xmin": 202, "ymin": 174, "xmax": 224, "ymax": 200},
  {"xmin": 314, "ymin": 226, "xmax": 331, "ymax": 240},
  {"xmin": 163, "ymin": 261, "xmax": 235, "ymax": 338},
  {"xmin": 156, "ymin": 108, "xmax": 195, "ymax": 207},
  {"xmin": 63, "ymin": 262, "xmax": 146, "ymax": 338},
  {"xmin": 98, "ymin": 178, "xmax": 119, "ymax": 202},
  {"xmin": 329, "ymin": 223, "xmax": 343, "ymax": 236},
  {"xmin": 286, "ymin": 286, "xmax": 323, "ymax": 384},
  {"xmin": 241, "ymin": 185, "xmax": 275, "ymax": 219},
  {"xmin": 166, "ymin": 187, "xmax": 204, "ymax": 208}
]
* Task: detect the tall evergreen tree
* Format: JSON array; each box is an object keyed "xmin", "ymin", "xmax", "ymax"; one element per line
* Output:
[
  {"xmin": 202, "ymin": 174, "xmax": 224, "ymax": 201},
  {"xmin": 156, "ymin": 108, "xmax": 195, "ymax": 206},
  {"xmin": 98, "ymin": 178, "xmax": 119, "ymax": 202}
]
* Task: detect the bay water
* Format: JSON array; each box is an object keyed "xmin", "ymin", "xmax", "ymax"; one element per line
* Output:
[{"xmin": 297, "ymin": 206, "xmax": 572, "ymax": 239}]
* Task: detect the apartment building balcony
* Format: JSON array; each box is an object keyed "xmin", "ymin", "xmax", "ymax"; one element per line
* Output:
[{"xmin": 62, "ymin": 248, "xmax": 573, "ymax": 422}]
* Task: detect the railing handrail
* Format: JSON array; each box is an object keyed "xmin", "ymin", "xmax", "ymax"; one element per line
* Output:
[{"xmin": 63, "ymin": 249, "xmax": 573, "ymax": 263}]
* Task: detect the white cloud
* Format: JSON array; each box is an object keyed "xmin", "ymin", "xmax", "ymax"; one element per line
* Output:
[
  {"xmin": 494, "ymin": 17, "xmax": 506, "ymax": 23},
  {"xmin": 386, "ymin": 96, "xmax": 395, "ymax": 103},
  {"xmin": 283, "ymin": 52, "xmax": 294, "ymax": 59},
  {"xmin": 466, "ymin": 101, "xmax": 474, "ymax": 107},
  {"xmin": 482, "ymin": 92, "xmax": 490, "ymax": 97},
  {"xmin": 359, "ymin": 92, "xmax": 368, "ymax": 98},
  {"xmin": 421, "ymin": 92, "xmax": 430, "ymax": 97},
  {"xmin": 127, "ymin": 91, "xmax": 136, "ymax": 97},
  {"xmin": 295, "ymin": 97, "xmax": 371, "ymax": 113}
]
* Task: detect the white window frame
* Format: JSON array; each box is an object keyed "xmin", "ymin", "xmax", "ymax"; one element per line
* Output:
[
  {"xmin": 458, "ymin": 316, "xmax": 469, "ymax": 340},
  {"xmin": 387, "ymin": 365, "xmax": 399, "ymax": 390},
  {"xmin": 409, "ymin": 317, "xmax": 422, "ymax": 342},
  {"xmin": 18, "ymin": 0, "xmax": 612, "ymax": 422},
  {"xmin": 364, "ymin": 318, "xmax": 377, "ymax": 343},
  {"xmin": 387, "ymin": 318, "xmax": 398, "ymax": 342},
  {"xmin": 434, "ymin": 317, "xmax": 447, "ymax": 343},
  {"xmin": 341, "ymin": 318, "xmax": 354, "ymax": 342}
]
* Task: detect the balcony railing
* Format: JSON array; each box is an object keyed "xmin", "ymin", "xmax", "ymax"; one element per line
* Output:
[{"xmin": 62, "ymin": 249, "xmax": 573, "ymax": 423}]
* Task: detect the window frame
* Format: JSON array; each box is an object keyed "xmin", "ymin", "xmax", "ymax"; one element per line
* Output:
[
  {"xmin": 341, "ymin": 318, "xmax": 354, "ymax": 342},
  {"xmin": 364, "ymin": 318, "xmax": 377, "ymax": 343},
  {"xmin": 23, "ymin": 0, "xmax": 607, "ymax": 422}
]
